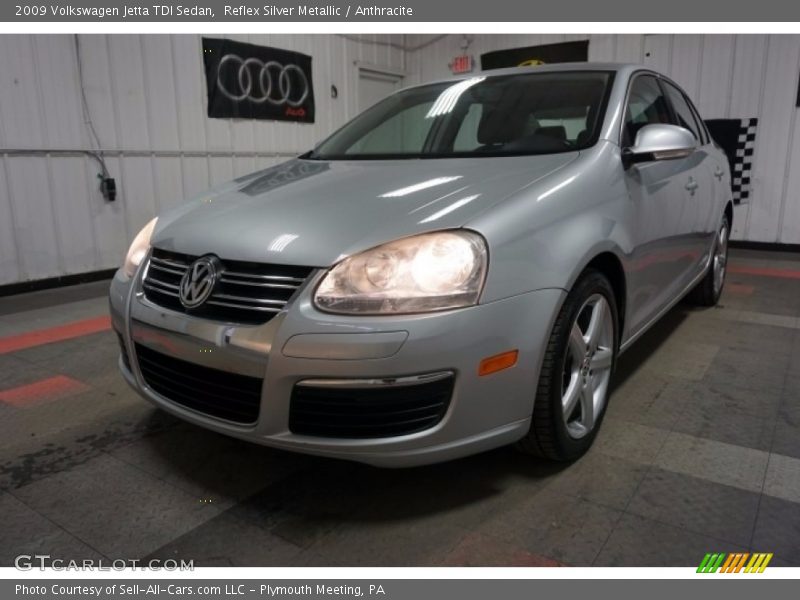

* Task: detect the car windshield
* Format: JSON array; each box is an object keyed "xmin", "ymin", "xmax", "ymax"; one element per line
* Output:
[{"xmin": 309, "ymin": 71, "xmax": 613, "ymax": 160}]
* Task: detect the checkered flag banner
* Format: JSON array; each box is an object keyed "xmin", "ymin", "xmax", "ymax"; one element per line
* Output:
[
  {"xmin": 732, "ymin": 118, "xmax": 757, "ymax": 204},
  {"xmin": 705, "ymin": 117, "xmax": 758, "ymax": 206}
]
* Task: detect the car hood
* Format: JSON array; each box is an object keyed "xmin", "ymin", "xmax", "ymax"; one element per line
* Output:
[{"xmin": 152, "ymin": 154, "xmax": 578, "ymax": 267}]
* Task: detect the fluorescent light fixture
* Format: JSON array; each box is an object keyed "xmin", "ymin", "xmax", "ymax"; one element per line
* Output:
[
  {"xmin": 379, "ymin": 176, "xmax": 462, "ymax": 198},
  {"xmin": 425, "ymin": 77, "xmax": 486, "ymax": 119}
]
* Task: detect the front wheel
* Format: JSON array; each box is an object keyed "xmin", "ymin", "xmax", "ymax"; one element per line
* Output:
[
  {"xmin": 688, "ymin": 214, "xmax": 729, "ymax": 306},
  {"xmin": 516, "ymin": 269, "xmax": 618, "ymax": 461}
]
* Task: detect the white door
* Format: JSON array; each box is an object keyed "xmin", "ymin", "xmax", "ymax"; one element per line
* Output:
[{"xmin": 358, "ymin": 69, "xmax": 403, "ymax": 113}]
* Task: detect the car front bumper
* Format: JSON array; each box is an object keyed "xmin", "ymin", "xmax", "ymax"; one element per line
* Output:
[{"xmin": 109, "ymin": 260, "xmax": 564, "ymax": 467}]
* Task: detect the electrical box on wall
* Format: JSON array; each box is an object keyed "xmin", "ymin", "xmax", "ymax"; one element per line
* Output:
[{"xmin": 100, "ymin": 175, "xmax": 117, "ymax": 202}]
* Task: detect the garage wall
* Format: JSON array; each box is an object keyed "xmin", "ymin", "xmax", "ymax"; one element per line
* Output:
[
  {"xmin": 406, "ymin": 34, "xmax": 800, "ymax": 245},
  {"xmin": 0, "ymin": 34, "xmax": 406, "ymax": 285}
]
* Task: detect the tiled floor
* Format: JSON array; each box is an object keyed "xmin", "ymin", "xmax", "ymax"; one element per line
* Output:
[{"xmin": 0, "ymin": 248, "xmax": 798, "ymax": 567}]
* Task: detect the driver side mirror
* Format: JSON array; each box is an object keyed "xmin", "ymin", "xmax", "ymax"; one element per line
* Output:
[{"xmin": 622, "ymin": 124, "xmax": 697, "ymax": 169}]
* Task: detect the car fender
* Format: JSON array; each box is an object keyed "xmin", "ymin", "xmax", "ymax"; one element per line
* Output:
[{"xmin": 469, "ymin": 141, "xmax": 634, "ymax": 305}]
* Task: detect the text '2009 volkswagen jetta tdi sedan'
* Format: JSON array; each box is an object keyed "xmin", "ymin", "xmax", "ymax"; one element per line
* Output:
[{"xmin": 110, "ymin": 63, "xmax": 732, "ymax": 466}]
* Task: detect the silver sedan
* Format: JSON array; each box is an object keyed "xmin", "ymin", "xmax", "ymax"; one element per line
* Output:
[{"xmin": 110, "ymin": 63, "xmax": 732, "ymax": 466}]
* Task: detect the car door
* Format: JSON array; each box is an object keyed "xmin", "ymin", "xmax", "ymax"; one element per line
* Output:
[
  {"xmin": 687, "ymin": 88, "xmax": 727, "ymax": 263},
  {"xmin": 622, "ymin": 74, "xmax": 696, "ymax": 335},
  {"xmin": 661, "ymin": 80, "xmax": 716, "ymax": 279}
]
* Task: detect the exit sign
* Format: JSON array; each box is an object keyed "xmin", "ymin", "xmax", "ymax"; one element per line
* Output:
[{"xmin": 450, "ymin": 55, "xmax": 474, "ymax": 74}]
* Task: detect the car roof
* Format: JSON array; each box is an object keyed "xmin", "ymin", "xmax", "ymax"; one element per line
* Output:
[
  {"xmin": 479, "ymin": 62, "xmax": 642, "ymax": 77},
  {"xmin": 402, "ymin": 62, "xmax": 647, "ymax": 91}
]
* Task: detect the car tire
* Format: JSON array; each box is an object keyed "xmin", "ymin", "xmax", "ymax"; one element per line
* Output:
[
  {"xmin": 688, "ymin": 214, "xmax": 729, "ymax": 307},
  {"xmin": 516, "ymin": 269, "xmax": 618, "ymax": 462}
]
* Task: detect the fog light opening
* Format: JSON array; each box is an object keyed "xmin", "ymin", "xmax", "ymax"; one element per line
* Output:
[{"xmin": 478, "ymin": 350, "xmax": 519, "ymax": 376}]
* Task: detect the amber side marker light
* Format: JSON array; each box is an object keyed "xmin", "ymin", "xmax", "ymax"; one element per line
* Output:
[{"xmin": 478, "ymin": 350, "xmax": 519, "ymax": 376}]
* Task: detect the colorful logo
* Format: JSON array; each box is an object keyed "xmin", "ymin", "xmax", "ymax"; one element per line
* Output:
[
  {"xmin": 518, "ymin": 59, "xmax": 546, "ymax": 67},
  {"xmin": 697, "ymin": 553, "xmax": 773, "ymax": 573}
]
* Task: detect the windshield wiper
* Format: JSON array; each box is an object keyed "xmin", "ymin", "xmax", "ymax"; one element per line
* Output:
[{"xmin": 299, "ymin": 150, "xmax": 320, "ymax": 160}]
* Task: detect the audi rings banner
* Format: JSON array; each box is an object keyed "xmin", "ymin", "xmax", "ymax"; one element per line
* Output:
[{"xmin": 202, "ymin": 37, "xmax": 314, "ymax": 123}]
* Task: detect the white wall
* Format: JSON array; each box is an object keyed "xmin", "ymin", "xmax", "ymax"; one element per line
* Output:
[
  {"xmin": 0, "ymin": 34, "xmax": 406, "ymax": 285},
  {"xmin": 407, "ymin": 34, "xmax": 800, "ymax": 245}
]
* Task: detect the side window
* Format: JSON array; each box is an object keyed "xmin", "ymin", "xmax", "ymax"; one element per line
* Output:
[
  {"xmin": 623, "ymin": 75, "xmax": 672, "ymax": 147},
  {"xmin": 662, "ymin": 81, "xmax": 702, "ymax": 142}
]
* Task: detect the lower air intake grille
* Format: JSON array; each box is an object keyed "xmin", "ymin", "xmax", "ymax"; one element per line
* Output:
[
  {"xmin": 142, "ymin": 248, "xmax": 314, "ymax": 325},
  {"xmin": 289, "ymin": 374, "xmax": 454, "ymax": 439},
  {"xmin": 135, "ymin": 344, "xmax": 263, "ymax": 424},
  {"xmin": 115, "ymin": 332, "xmax": 131, "ymax": 371}
]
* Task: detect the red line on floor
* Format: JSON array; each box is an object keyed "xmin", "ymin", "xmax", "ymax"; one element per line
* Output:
[
  {"xmin": 0, "ymin": 375, "xmax": 90, "ymax": 407},
  {"xmin": 0, "ymin": 315, "xmax": 111, "ymax": 355},
  {"xmin": 726, "ymin": 283, "xmax": 756, "ymax": 296},
  {"xmin": 439, "ymin": 532, "xmax": 564, "ymax": 567},
  {"xmin": 728, "ymin": 265, "xmax": 800, "ymax": 280}
]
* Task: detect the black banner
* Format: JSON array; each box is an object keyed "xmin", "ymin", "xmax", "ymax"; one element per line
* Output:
[
  {"xmin": 481, "ymin": 40, "xmax": 589, "ymax": 70},
  {"xmin": 202, "ymin": 37, "xmax": 314, "ymax": 122}
]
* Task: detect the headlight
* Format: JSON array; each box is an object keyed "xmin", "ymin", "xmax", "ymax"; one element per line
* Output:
[
  {"xmin": 314, "ymin": 230, "xmax": 487, "ymax": 314},
  {"xmin": 123, "ymin": 217, "xmax": 157, "ymax": 277}
]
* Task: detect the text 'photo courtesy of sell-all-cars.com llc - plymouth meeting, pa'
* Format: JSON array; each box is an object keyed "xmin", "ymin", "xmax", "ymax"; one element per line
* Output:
[{"xmin": 110, "ymin": 63, "xmax": 732, "ymax": 467}]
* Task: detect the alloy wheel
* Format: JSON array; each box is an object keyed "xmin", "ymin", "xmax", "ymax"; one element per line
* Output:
[
  {"xmin": 561, "ymin": 293, "xmax": 614, "ymax": 439},
  {"xmin": 713, "ymin": 223, "xmax": 729, "ymax": 296}
]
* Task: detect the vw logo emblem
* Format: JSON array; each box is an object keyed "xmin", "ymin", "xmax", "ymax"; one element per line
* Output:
[
  {"xmin": 179, "ymin": 256, "xmax": 219, "ymax": 308},
  {"xmin": 216, "ymin": 54, "xmax": 310, "ymax": 107}
]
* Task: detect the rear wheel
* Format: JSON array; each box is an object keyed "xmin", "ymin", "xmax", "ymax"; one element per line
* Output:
[
  {"xmin": 689, "ymin": 215, "xmax": 729, "ymax": 306},
  {"xmin": 517, "ymin": 269, "xmax": 618, "ymax": 461}
]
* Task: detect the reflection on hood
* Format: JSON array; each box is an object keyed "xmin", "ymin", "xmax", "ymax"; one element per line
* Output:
[{"xmin": 238, "ymin": 160, "xmax": 330, "ymax": 197}]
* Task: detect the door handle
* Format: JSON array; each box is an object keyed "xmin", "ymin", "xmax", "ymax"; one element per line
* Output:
[
  {"xmin": 714, "ymin": 167, "xmax": 725, "ymax": 180},
  {"xmin": 685, "ymin": 177, "xmax": 699, "ymax": 194}
]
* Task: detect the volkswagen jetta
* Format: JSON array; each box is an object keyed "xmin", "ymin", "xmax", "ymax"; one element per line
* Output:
[{"xmin": 110, "ymin": 63, "xmax": 732, "ymax": 466}]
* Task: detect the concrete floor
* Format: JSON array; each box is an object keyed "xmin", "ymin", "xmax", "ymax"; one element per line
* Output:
[{"xmin": 0, "ymin": 247, "xmax": 799, "ymax": 567}]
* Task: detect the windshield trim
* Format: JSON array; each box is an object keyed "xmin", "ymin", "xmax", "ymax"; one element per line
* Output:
[{"xmin": 303, "ymin": 148, "xmax": 582, "ymax": 161}]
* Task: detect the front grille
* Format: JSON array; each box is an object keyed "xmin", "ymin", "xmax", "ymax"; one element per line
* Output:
[
  {"xmin": 289, "ymin": 374, "xmax": 454, "ymax": 439},
  {"xmin": 135, "ymin": 343, "xmax": 263, "ymax": 424},
  {"xmin": 142, "ymin": 248, "xmax": 314, "ymax": 325}
]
